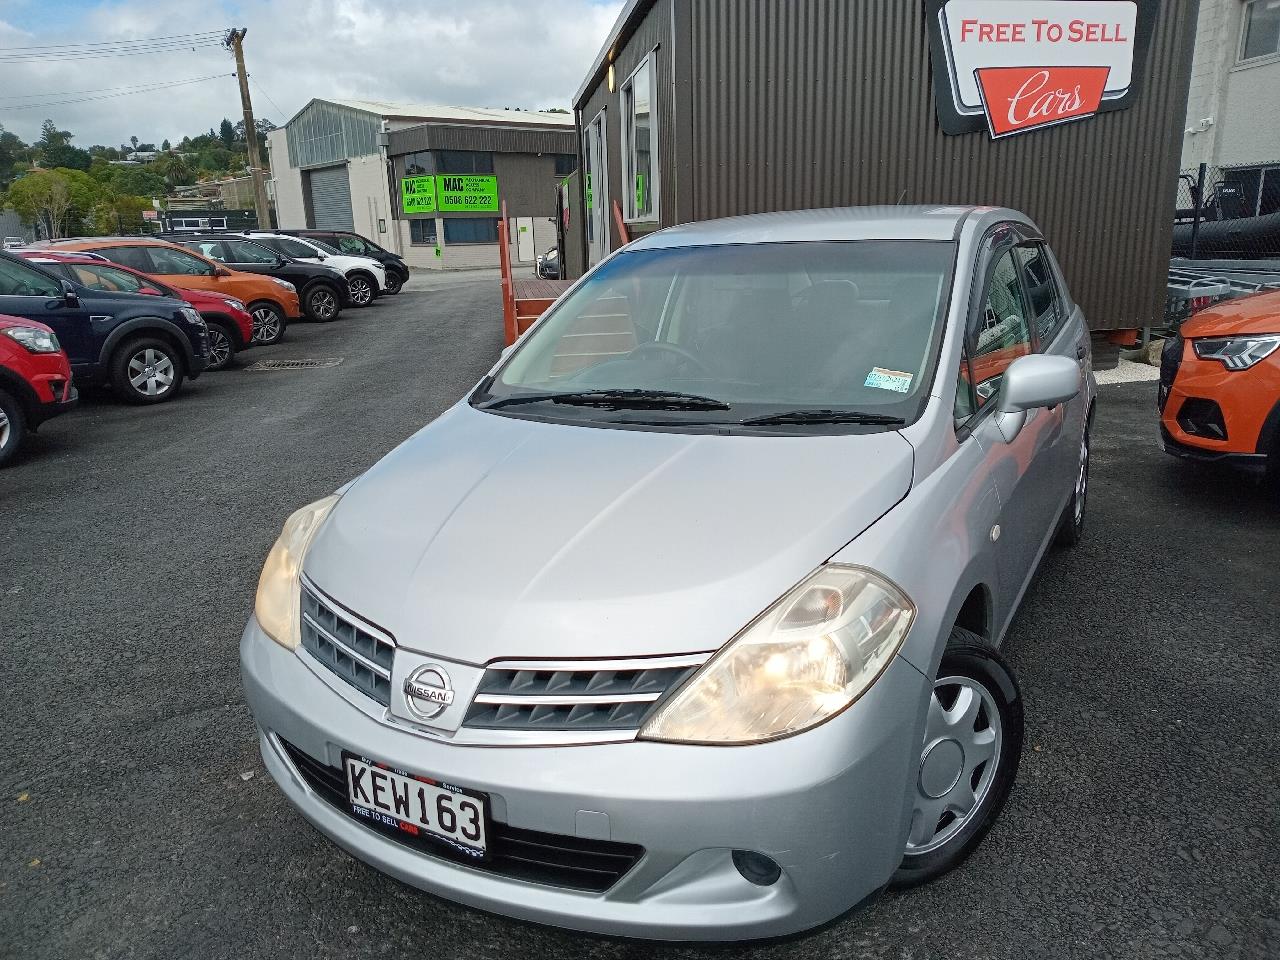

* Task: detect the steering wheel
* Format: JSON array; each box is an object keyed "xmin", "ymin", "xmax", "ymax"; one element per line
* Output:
[{"xmin": 629, "ymin": 341, "xmax": 712, "ymax": 377}]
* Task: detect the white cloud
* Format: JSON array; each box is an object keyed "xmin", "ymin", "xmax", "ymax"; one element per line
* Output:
[{"xmin": 0, "ymin": 0, "xmax": 621, "ymax": 146}]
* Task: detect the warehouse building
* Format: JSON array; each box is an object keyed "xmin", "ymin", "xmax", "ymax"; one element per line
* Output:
[
  {"xmin": 268, "ymin": 99, "xmax": 575, "ymax": 270},
  {"xmin": 568, "ymin": 0, "xmax": 1197, "ymax": 331}
]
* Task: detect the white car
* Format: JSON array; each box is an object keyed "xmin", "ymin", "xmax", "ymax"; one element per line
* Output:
[{"xmin": 247, "ymin": 232, "xmax": 386, "ymax": 307}]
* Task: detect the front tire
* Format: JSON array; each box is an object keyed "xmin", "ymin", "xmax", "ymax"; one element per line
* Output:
[
  {"xmin": 1055, "ymin": 415, "xmax": 1091, "ymax": 548},
  {"xmin": 249, "ymin": 302, "xmax": 287, "ymax": 345},
  {"xmin": 304, "ymin": 284, "xmax": 341, "ymax": 322},
  {"xmin": 383, "ymin": 272, "xmax": 404, "ymax": 295},
  {"xmin": 891, "ymin": 628, "xmax": 1023, "ymax": 889},
  {"xmin": 0, "ymin": 388, "xmax": 28, "ymax": 467},
  {"xmin": 112, "ymin": 337, "xmax": 184, "ymax": 404},
  {"xmin": 206, "ymin": 322, "xmax": 237, "ymax": 371},
  {"xmin": 347, "ymin": 274, "xmax": 375, "ymax": 307}
]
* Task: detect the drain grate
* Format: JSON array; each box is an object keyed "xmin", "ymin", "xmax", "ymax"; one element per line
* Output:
[{"xmin": 245, "ymin": 358, "xmax": 344, "ymax": 371}]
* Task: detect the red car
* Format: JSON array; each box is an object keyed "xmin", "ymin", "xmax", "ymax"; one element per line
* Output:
[
  {"xmin": 0, "ymin": 314, "xmax": 77, "ymax": 466},
  {"xmin": 18, "ymin": 251, "xmax": 256, "ymax": 371}
]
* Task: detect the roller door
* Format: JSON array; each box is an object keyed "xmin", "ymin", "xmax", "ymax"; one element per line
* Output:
[{"xmin": 307, "ymin": 165, "xmax": 354, "ymax": 230}]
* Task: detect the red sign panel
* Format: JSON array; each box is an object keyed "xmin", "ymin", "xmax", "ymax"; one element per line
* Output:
[{"xmin": 975, "ymin": 65, "xmax": 1111, "ymax": 138}]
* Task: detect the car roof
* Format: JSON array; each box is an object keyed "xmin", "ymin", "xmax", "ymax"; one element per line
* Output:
[
  {"xmin": 625, "ymin": 205, "xmax": 1034, "ymax": 251},
  {"xmin": 37, "ymin": 237, "xmax": 178, "ymax": 248}
]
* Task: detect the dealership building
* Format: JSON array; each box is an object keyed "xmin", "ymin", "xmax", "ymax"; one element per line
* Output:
[
  {"xmin": 268, "ymin": 99, "xmax": 575, "ymax": 270},
  {"xmin": 567, "ymin": 0, "xmax": 1198, "ymax": 331}
]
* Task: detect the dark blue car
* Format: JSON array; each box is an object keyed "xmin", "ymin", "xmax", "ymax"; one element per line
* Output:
[{"xmin": 0, "ymin": 251, "xmax": 209, "ymax": 404}]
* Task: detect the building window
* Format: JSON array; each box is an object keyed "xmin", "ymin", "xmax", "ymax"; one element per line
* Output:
[
  {"xmin": 410, "ymin": 218, "xmax": 438, "ymax": 245},
  {"xmin": 1242, "ymin": 0, "xmax": 1280, "ymax": 62},
  {"xmin": 436, "ymin": 150, "xmax": 494, "ymax": 174},
  {"xmin": 1218, "ymin": 165, "xmax": 1280, "ymax": 218},
  {"xmin": 622, "ymin": 53, "xmax": 658, "ymax": 222},
  {"xmin": 442, "ymin": 218, "xmax": 499, "ymax": 244},
  {"xmin": 404, "ymin": 151, "xmax": 431, "ymax": 175},
  {"xmin": 554, "ymin": 154, "xmax": 577, "ymax": 177}
]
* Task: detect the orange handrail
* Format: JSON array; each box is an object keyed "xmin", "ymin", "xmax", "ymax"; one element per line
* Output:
[
  {"xmin": 612, "ymin": 200, "xmax": 630, "ymax": 246},
  {"xmin": 498, "ymin": 201, "xmax": 518, "ymax": 346}
]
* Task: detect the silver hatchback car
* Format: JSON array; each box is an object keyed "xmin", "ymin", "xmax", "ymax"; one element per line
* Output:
[{"xmin": 242, "ymin": 206, "xmax": 1096, "ymax": 941}]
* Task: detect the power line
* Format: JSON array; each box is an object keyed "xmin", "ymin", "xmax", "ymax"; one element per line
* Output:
[
  {"xmin": 0, "ymin": 40, "xmax": 227, "ymax": 64},
  {"xmin": 0, "ymin": 30, "xmax": 225, "ymax": 52},
  {"xmin": 0, "ymin": 74, "xmax": 232, "ymax": 111},
  {"xmin": 0, "ymin": 75, "xmax": 227, "ymax": 100},
  {"xmin": 250, "ymin": 78, "xmax": 288, "ymax": 122}
]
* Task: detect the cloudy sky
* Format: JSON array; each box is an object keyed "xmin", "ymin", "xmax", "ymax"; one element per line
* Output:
[{"xmin": 0, "ymin": 0, "xmax": 623, "ymax": 147}]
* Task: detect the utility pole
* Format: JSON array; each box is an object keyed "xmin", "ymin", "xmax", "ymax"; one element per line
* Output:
[{"xmin": 225, "ymin": 28, "xmax": 273, "ymax": 229}]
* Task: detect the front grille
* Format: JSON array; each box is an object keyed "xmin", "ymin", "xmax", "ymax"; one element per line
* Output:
[
  {"xmin": 462, "ymin": 658, "xmax": 703, "ymax": 732},
  {"xmin": 300, "ymin": 583, "xmax": 396, "ymax": 706},
  {"xmin": 279, "ymin": 739, "xmax": 645, "ymax": 892},
  {"xmin": 1158, "ymin": 335, "xmax": 1183, "ymax": 411},
  {"xmin": 1176, "ymin": 397, "xmax": 1228, "ymax": 441}
]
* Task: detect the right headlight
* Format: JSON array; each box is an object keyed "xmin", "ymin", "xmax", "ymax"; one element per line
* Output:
[
  {"xmin": 639, "ymin": 564, "xmax": 914, "ymax": 745},
  {"xmin": 1192, "ymin": 334, "xmax": 1280, "ymax": 370},
  {"xmin": 269, "ymin": 277, "xmax": 297, "ymax": 293},
  {"xmin": 255, "ymin": 494, "xmax": 340, "ymax": 649}
]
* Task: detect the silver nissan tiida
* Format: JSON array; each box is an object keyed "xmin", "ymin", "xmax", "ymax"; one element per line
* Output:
[{"xmin": 241, "ymin": 205, "xmax": 1096, "ymax": 941}]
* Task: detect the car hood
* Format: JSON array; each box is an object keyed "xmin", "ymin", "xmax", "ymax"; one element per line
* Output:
[
  {"xmin": 1181, "ymin": 290, "xmax": 1280, "ymax": 338},
  {"xmin": 304, "ymin": 405, "xmax": 916, "ymax": 663},
  {"xmin": 325, "ymin": 254, "xmax": 384, "ymax": 276}
]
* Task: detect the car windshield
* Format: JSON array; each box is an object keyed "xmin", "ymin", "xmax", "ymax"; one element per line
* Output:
[
  {"xmin": 308, "ymin": 238, "xmax": 341, "ymax": 255},
  {"xmin": 479, "ymin": 241, "xmax": 955, "ymax": 429}
]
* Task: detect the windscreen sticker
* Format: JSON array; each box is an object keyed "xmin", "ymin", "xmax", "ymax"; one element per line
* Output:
[{"xmin": 864, "ymin": 367, "xmax": 914, "ymax": 394}]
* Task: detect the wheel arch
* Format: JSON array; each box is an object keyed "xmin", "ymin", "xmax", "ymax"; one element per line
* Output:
[
  {"xmin": 0, "ymin": 366, "xmax": 40, "ymax": 420},
  {"xmin": 100, "ymin": 318, "xmax": 194, "ymax": 373},
  {"xmin": 200, "ymin": 312, "xmax": 246, "ymax": 349}
]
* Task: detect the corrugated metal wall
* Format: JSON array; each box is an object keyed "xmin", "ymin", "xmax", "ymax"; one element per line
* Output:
[
  {"xmin": 389, "ymin": 123, "xmax": 576, "ymax": 157},
  {"xmin": 682, "ymin": 0, "xmax": 1197, "ymax": 329}
]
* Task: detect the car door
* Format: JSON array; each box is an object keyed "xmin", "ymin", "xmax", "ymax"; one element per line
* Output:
[
  {"xmin": 141, "ymin": 244, "xmax": 222, "ymax": 293},
  {"xmin": 212, "ymin": 238, "xmax": 283, "ymax": 278},
  {"xmin": 0, "ymin": 257, "xmax": 96, "ymax": 367},
  {"xmin": 1015, "ymin": 242, "xmax": 1089, "ymax": 501},
  {"xmin": 967, "ymin": 236, "xmax": 1063, "ymax": 615}
]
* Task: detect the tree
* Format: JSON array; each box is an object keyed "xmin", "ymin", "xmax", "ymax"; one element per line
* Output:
[
  {"xmin": 154, "ymin": 152, "xmax": 194, "ymax": 187},
  {"xmin": 130, "ymin": 135, "xmax": 139, "ymax": 151},
  {"xmin": 0, "ymin": 124, "xmax": 27, "ymax": 186},
  {"xmin": 161, "ymin": 139, "xmax": 171, "ymax": 152},
  {"xmin": 233, "ymin": 118, "xmax": 276, "ymax": 140},
  {"xmin": 5, "ymin": 168, "xmax": 98, "ymax": 238},
  {"xmin": 542, "ymin": 107, "xmax": 571, "ymax": 114},
  {"xmin": 219, "ymin": 118, "xmax": 235, "ymax": 148},
  {"xmin": 36, "ymin": 119, "xmax": 90, "ymax": 171}
]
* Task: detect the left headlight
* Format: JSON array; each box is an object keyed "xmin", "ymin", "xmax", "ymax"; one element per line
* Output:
[
  {"xmin": 255, "ymin": 494, "xmax": 341, "ymax": 650},
  {"xmin": 1, "ymin": 325, "xmax": 60, "ymax": 354},
  {"xmin": 1193, "ymin": 334, "xmax": 1280, "ymax": 370},
  {"xmin": 180, "ymin": 306, "xmax": 205, "ymax": 327},
  {"xmin": 223, "ymin": 297, "xmax": 247, "ymax": 312},
  {"xmin": 270, "ymin": 277, "xmax": 297, "ymax": 293},
  {"xmin": 640, "ymin": 564, "xmax": 915, "ymax": 745}
]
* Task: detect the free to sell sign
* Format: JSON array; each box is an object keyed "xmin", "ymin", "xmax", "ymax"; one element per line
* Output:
[
  {"xmin": 436, "ymin": 175, "xmax": 499, "ymax": 212},
  {"xmin": 401, "ymin": 176, "xmax": 437, "ymax": 214},
  {"xmin": 926, "ymin": 0, "xmax": 1157, "ymax": 138}
]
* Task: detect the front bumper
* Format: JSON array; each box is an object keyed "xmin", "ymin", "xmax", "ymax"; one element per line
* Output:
[
  {"xmin": 240, "ymin": 617, "xmax": 929, "ymax": 941},
  {"xmin": 31, "ymin": 382, "xmax": 78, "ymax": 427}
]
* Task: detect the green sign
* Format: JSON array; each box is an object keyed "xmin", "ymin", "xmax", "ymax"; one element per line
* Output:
[
  {"xmin": 401, "ymin": 176, "xmax": 437, "ymax": 214},
  {"xmin": 635, "ymin": 173, "xmax": 646, "ymax": 212},
  {"xmin": 435, "ymin": 174, "xmax": 499, "ymax": 212}
]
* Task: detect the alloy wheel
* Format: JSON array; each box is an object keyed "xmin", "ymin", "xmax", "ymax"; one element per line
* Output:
[
  {"xmin": 310, "ymin": 289, "xmax": 338, "ymax": 320},
  {"xmin": 1074, "ymin": 430, "xmax": 1090, "ymax": 525},
  {"xmin": 0, "ymin": 405, "xmax": 10, "ymax": 452},
  {"xmin": 384, "ymin": 274, "xmax": 403, "ymax": 295},
  {"xmin": 207, "ymin": 328, "xmax": 232, "ymax": 370},
  {"xmin": 253, "ymin": 307, "xmax": 282, "ymax": 343},
  {"xmin": 127, "ymin": 347, "xmax": 176, "ymax": 398},
  {"xmin": 906, "ymin": 676, "xmax": 1003, "ymax": 855},
  {"xmin": 348, "ymin": 277, "xmax": 373, "ymax": 306}
]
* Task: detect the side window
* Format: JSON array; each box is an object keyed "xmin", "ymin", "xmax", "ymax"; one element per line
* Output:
[
  {"xmin": 955, "ymin": 348, "xmax": 977, "ymax": 426},
  {"xmin": 187, "ymin": 240, "xmax": 229, "ymax": 263},
  {"xmin": 98, "ymin": 246, "xmax": 155, "ymax": 273},
  {"xmin": 334, "ymin": 235, "xmax": 367, "ymax": 255},
  {"xmin": 0, "ymin": 257, "xmax": 62, "ymax": 297},
  {"xmin": 146, "ymin": 246, "xmax": 214, "ymax": 276},
  {"xmin": 1014, "ymin": 244, "xmax": 1065, "ymax": 345},
  {"xmin": 222, "ymin": 240, "xmax": 280, "ymax": 264},
  {"xmin": 971, "ymin": 250, "xmax": 1033, "ymax": 409}
]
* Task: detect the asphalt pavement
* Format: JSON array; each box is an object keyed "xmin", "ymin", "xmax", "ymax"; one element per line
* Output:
[{"xmin": 2, "ymin": 283, "xmax": 1277, "ymax": 960}]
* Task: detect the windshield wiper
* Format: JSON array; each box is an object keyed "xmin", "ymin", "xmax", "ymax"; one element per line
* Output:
[
  {"xmin": 740, "ymin": 409, "xmax": 906, "ymax": 426},
  {"xmin": 482, "ymin": 389, "xmax": 730, "ymax": 411}
]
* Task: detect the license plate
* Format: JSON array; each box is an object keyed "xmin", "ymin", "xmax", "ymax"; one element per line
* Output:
[{"xmin": 342, "ymin": 752, "xmax": 487, "ymax": 857}]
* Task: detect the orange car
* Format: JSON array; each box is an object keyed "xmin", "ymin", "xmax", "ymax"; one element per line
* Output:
[
  {"xmin": 35, "ymin": 238, "xmax": 301, "ymax": 345},
  {"xmin": 1159, "ymin": 289, "xmax": 1280, "ymax": 481}
]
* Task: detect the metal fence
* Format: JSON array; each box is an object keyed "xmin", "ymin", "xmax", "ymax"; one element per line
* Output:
[{"xmin": 1173, "ymin": 162, "xmax": 1280, "ymax": 260}]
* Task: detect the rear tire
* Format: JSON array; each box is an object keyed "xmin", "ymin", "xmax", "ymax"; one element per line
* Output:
[
  {"xmin": 206, "ymin": 322, "xmax": 237, "ymax": 371},
  {"xmin": 249, "ymin": 302, "xmax": 286, "ymax": 345},
  {"xmin": 0, "ymin": 388, "xmax": 28, "ymax": 467},
  {"xmin": 111, "ymin": 337, "xmax": 184, "ymax": 404},
  {"xmin": 891, "ymin": 628, "xmax": 1023, "ymax": 889}
]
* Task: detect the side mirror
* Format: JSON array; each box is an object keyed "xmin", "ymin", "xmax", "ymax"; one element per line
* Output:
[
  {"xmin": 993, "ymin": 354, "xmax": 1080, "ymax": 443},
  {"xmin": 139, "ymin": 286, "xmax": 161, "ymax": 296},
  {"xmin": 275, "ymin": 257, "xmax": 289, "ymax": 268},
  {"xmin": 60, "ymin": 280, "xmax": 79, "ymax": 307},
  {"xmin": 214, "ymin": 266, "xmax": 232, "ymax": 277}
]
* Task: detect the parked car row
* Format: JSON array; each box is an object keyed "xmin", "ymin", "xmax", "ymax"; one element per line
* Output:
[{"xmin": 0, "ymin": 229, "xmax": 409, "ymax": 465}]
